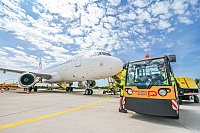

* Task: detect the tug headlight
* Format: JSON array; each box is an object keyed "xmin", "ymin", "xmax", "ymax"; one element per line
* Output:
[
  {"xmin": 158, "ymin": 89, "xmax": 167, "ymax": 96},
  {"xmin": 126, "ymin": 88, "xmax": 133, "ymax": 95}
]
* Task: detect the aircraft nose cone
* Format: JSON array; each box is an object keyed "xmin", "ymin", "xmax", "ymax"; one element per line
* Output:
[{"xmin": 111, "ymin": 57, "xmax": 125, "ymax": 73}]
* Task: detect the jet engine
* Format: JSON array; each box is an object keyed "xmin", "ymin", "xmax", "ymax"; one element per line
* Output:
[
  {"xmin": 78, "ymin": 80, "xmax": 96, "ymax": 89},
  {"xmin": 18, "ymin": 73, "xmax": 36, "ymax": 87}
]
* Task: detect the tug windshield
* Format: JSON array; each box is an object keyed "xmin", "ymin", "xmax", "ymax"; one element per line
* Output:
[{"xmin": 126, "ymin": 58, "xmax": 170, "ymax": 89}]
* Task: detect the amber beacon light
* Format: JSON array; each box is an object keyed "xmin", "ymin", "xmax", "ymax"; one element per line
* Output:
[{"xmin": 145, "ymin": 54, "xmax": 149, "ymax": 58}]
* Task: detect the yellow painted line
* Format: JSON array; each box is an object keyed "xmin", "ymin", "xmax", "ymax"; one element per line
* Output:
[{"xmin": 0, "ymin": 96, "xmax": 109, "ymax": 130}]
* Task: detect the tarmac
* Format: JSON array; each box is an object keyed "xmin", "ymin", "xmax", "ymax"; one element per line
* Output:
[{"xmin": 0, "ymin": 89, "xmax": 200, "ymax": 133}]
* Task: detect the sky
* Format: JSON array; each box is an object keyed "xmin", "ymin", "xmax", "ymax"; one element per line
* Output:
[{"xmin": 0, "ymin": 0, "xmax": 200, "ymax": 86}]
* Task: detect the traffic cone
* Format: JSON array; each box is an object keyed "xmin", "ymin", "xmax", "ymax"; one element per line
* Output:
[
  {"xmin": 1, "ymin": 89, "xmax": 4, "ymax": 93},
  {"xmin": 26, "ymin": 90, "xmax": 29, "ymax": 94}
]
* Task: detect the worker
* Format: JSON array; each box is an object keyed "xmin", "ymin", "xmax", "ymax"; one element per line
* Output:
[
  {"xmin": 158, "ymin": 63, "xmax": 165, "ymax": 72},
  {"xmin": 119, "ymin": 68, "xmax": 127, "ymax": 113},
  {"xmin": 158, "ymin": 64, "xmax": 168, "ymax": 85},
  {"xmin": 110, "ymin": 83, "xmax": 114, "ymax": 95}
]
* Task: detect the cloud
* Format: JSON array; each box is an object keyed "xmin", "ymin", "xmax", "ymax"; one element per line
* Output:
[
  {"xmin": 190, "ymin": 0, "xmax": 198, "ymax": 5},
  {"xmin": 108, "ymin": 0, "xmax": 121, "ymax": 7},
  {"xmin": 131, "ymin": 0, "xmax": 151, "ymax": 8},
  {"xmin": 172, "ymin": 1, "xmax": 189, "ymax": 15},
  {"xmin": 149, "ymin": 1, "xmax": 170, "ymax": 17},
  {"xmin": 167, "ymin": 27, "xmax": 176, "ymax": 33},
  {"xmin": 178, "ymin": 16, "xmax": 193, "ymax": 25},
  {"xmin": 3, "ymin": 47, "xmax": 27, "ymax": 56},
  {"xmin": 17, "ymin": 45, "xmax": 24, "ymax": 50},
  {"xmin": 28, "ymin": 47, "xmax": 36, "ymax": 51},
  {"xmin": 157, "ymin": 20, "xmax": 171, "ymax": 30},
  {"xmin": 166, "ymin": 43, "xmax": 174, "ymax": 48},
  {"xmin": 44, "ymin": 56, "xmax": 52, "ymax": 60},
  {"xmin": 0, "ymin": 49, "xmax": 8, "ymax": 56}
]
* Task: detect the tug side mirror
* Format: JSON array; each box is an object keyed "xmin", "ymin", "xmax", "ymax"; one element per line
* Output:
[{"xmin": 169, "ymin": 55, "xmax": 176, "ymax": 62}]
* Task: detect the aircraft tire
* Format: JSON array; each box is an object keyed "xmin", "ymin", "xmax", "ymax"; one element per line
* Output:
[
  {"xmin": 29, "ymin": 87, "xmax": 32, "ymax": 92},
  {"xmin": 66, "ymin": 87, "xmax": 70, "ymax": 92},
  {"xmin": 34, "ymin": 86, "xmax": 38, "ymax": 92},
  {"xmin": 84, "ymin": 89, "xmax": 93, "ymax": 95},
  {"xmin": 84, "ymin": 89, "xmax": 89, "ymax": 95},
  {"xmin": 90, "ymin": 89, "xmax": 93, "ymax": 95}
]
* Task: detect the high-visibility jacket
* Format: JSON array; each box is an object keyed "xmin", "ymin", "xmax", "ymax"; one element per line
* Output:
[
  {"xmin": 120, "ymin": 69, "xmax": 126, "ymax": 86},
  {"xmin": 170, "ymin": 72, "xmax": 175, "ymax": 86},
  {"xmin": 163, "ymin": 72, "xmax": 175, "ymax": 86},
  {"xmin": 163, "ymin": 75, "xmax": 169, "ymax": 85},
  {"xmin": 120, "ymin": 69, "xmax": 126, "ymax": 96},
  {"xmin": 110, "ymin": 84, "xmax": 113, "ymax": 89}
]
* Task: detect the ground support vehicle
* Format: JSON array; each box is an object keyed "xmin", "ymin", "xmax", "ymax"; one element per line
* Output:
[
  {"xmin": 175, "ymin": 77, "xmax": 199, "ymax": 104},
  {"xmin": 123, "ymin": 55, "xmax": 179, "ymax": 119},
  {"xmin": 103, "ymin": 72, "xmax": 122, "ymax": 95},
  {"xmin": 0, "ymin": 79, "xmax": 18, "ymax": 91}
]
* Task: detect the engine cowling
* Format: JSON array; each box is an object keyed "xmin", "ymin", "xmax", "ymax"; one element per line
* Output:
[
  {"xmin": 18, "ymin": 73, "xmax": 36, "ymax": 87},
  {"xmin": 78, "ymin": 80, "xmax": 96, "ymax": 89}
]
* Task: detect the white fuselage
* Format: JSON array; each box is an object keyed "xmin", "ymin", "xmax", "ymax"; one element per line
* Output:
[{"xmin": 41, "ymin": 52, "xmax": 124, "ymax": 83}]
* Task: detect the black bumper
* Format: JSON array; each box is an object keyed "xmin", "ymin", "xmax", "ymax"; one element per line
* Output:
[{"xmin": 124, "ymin": 97, "xmax": 179, "ymax": 117}]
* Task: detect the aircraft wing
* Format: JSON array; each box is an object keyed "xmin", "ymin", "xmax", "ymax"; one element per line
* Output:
[
  {"xmin": 0, "ymin": 67, "xmax": 51, "ymax": 79},
  {"xmin": 0, "ymin": 67, "xmax": 25, "ymax": 74}
]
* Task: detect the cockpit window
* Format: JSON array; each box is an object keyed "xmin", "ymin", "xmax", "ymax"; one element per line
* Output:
[
  {"xmin": 90, "ymin": 52, "xmax": 111, "ymax": 57},
  {"xmin": 102, "ymin": 52, "xmax": 111, "ymax": 56},
  {"xmin": 65, "ymin": 51, "xmax": 112, "ymax": 59}
]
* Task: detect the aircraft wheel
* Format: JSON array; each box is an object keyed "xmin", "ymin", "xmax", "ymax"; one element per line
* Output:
[
  {"xmin": 29, "ymin": 87, "xmax": 32, "ymax": 92},
  {"xmin": 34, "ymin": 86, "xmax": 38, "ymax": 92},
  {"xmin": 66, "ymin": 87, "xmax": 70, "ymax": 92},
  {"xmin": 69, "ymin": 87, "xmax": 73, "ymax": 92},
  {"xmin": 194, "ymin": 95, "xmax": 199, "ymax": 103},
  {"xmin": 84, "ymin": 89, "xmax": 89, "ymax": 95},
  {"xmin": 90, "ymin": 89, "xmax": 93, "ymax": 95}
]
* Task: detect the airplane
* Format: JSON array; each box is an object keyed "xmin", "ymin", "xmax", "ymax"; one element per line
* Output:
[{"xmin": 0, "ymin": 51, "xmax": 124, "ymax": 95}]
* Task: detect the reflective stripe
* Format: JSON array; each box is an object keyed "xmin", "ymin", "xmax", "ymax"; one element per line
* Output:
[{"xmin": 172, "ymin": 100, "xmax": 178, "ymax": 110}]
